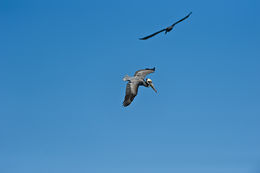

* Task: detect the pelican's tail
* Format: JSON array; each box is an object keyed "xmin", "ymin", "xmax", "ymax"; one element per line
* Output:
[{"xmin": 123, "ymin": 75, "xmax": 130, "ymax": 81}]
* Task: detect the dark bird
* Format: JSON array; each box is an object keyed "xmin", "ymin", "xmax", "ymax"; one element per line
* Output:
[
  {"xmin": 139, "ymin": 12, "xmax": 192, "ymax": 40},
  {"xmin": 123, "ymin": 67, "xmax": 157, "ymax": 107}
]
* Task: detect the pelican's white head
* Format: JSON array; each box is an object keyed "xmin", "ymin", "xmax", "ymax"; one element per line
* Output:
[
  {"xmin": 146, "ymin": 78, "xmax": 157, "ymax": 93},
  {"xmin": 146, "ymin": 78, "xmax": 152, "ymax": 83}
]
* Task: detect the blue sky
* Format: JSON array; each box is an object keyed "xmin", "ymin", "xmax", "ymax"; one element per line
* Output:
[{"xmin": 1, "ymin": 0, "xmax": 260, "ymax": 172}]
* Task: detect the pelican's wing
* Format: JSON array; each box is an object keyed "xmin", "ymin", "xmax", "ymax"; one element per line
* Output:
[
  {"xmin": 134, "ymin": 67, "xmax": 155, "ymax": 79},
  {"xmin": 171, "ymin": 12, "xmax": 192, "ymax": 26},
  {"xmin": 123, "ymin": 82, "xmax": 139, "ymax": 107},
  {"xmin": 139, "ymin": 29, "xmax": 166, "ymax": 40}
]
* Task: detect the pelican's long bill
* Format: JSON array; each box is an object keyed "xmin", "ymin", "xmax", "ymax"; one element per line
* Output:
[{"xmin": 150, "ymin": 83, "xmax": 157, "ymax": 93}]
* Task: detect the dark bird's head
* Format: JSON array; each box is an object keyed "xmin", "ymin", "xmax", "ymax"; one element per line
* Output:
[
  {"xmin": 146, "ymin": 78, "xmax": 157, "ymax": 93},
  {"xmin": 165, "ymin": 26, "xmax": 173, "ymax": 34}
]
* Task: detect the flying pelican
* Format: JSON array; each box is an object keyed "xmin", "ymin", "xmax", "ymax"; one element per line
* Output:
[
  {"xmin": 123, "ymin": 67, "xmax": 157, "ymax": 107},
  {"xmin": 139, "ymin": 12, "xmax": 192, "ymax": 40}
]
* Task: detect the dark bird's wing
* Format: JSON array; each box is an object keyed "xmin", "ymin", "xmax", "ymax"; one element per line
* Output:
[
  {"xmin": 139, "ymin": 29, "xmax": 166, "ymax": 40},
  {"xmin": 123, "ymin": 82, "xmax": 139, "ymax": 107},
  {"xmin": 171, "ymin": 12, "xmax": 192, "ymax": 26},
  {"xmin": 134, "ymin": 67, "xmax": 155, "ymax": 79}
]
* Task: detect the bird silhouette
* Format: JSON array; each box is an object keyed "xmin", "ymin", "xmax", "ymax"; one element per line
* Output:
[{"xmin": 139, "ymin": 12, "xmax": 192, "ymax": 40}]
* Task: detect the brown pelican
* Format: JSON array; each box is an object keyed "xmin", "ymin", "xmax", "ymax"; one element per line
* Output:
[
  {"xmin": 139, "ymin": 12, "xmax": 192, "ymax": 40},
  {"xmin": 123, "ymin": 67, "xmax": 157, "ymax": 107}
]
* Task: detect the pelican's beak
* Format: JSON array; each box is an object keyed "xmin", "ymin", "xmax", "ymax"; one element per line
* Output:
[{"xmin": 150, "ymin": 83, "xmax": 157, "ymax": 93}]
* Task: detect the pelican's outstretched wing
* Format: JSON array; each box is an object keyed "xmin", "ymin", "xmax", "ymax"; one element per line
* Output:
[
  {"xmin": 134, "ymin": 67, "xmax": 155, "ymax": 79},
  {"xmin": 123, "ymin": 82, "xmax": 139, "ymax": 107},
  {"xmin": 171, "ymin": 12, "xmax": 192, "ymax": 26},
  {"xmin": 139, "ymin": 29, "xmax": 166, "ymax": 40}
]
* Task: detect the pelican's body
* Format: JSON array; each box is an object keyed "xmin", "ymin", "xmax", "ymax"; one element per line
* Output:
[
  {"xmin": 123, "ymin": 68, "xmax": 157, "ymax": 107},
  {"xmin": 139, "ymin": 12, "xmax": 192, "ymax": 40}
]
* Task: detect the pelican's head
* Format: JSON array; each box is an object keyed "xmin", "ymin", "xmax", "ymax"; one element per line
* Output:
[{"xmin": 146, "ymin": 78, "xmax": 157, "ymax": 93}]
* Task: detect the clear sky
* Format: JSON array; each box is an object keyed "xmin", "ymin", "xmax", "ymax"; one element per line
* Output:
[{"xmin": 1, "ymin": 0, "xmax": 260, "ymax": 173}]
